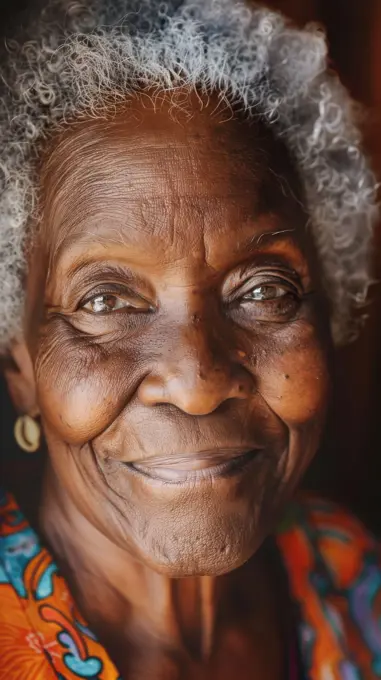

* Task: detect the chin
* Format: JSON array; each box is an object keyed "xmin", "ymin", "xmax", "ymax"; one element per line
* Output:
[
  {"xmin": 62, "ymin": 440, "xmax": 292, "ymax": 576},
  {"xmin": 139, "ymin": 540, "xmax": 257, "ymax": 578},
  {"xmin": 127, "ymin": 505, "xmax": 268, "ymax": 578}
]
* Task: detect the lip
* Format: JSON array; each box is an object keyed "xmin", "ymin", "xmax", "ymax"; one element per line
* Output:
[{"xmin": 124, "ymin": 448, "xmax": 261, "ymax": 483}]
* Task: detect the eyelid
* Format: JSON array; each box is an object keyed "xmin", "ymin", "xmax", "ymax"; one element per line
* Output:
[
  {"xmin": 78, "ymin": 284, "xmax": 154, "ymax": 310},
  {"xmin": 236, "ymin": 260, "xmax": 300, "ymax": 280},
  {"xmin": 226, "ymin": 272, "xmax": 301, "ymax": 304},
  {"xmin": 57, "ymin": 263, "xmax": 155, "ymax": 309}
]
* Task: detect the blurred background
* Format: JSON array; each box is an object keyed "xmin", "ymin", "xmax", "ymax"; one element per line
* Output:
[
  {"xmin": 0, "ymin": 0, "xmax": 380, "ymax": 529},
  {"xmin": 264, "ymin": 0, "xmax": 381, "ymax": 530}
]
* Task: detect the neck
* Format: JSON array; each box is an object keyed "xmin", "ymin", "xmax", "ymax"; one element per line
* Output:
[
  {"xmin": 40, "ymin": 466, "xmax": 223, "ymax": 659},
  {"xmin": 40, "ymin": 465, "xmax": 286, "ymax": 674}
]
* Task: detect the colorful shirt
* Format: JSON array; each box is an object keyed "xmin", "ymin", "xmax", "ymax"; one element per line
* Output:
[{"xmin": 0, "ymin": 489, "xmax": 381, "ymax": 679}]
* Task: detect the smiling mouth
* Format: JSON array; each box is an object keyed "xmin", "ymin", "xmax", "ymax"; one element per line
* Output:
[{"xmin": 124, "ymin": 448, "xmax": 261, "ymax": 483}]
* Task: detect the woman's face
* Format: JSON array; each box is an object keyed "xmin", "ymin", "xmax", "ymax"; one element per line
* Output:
[{"xmin": 23, "ymin": 96, "xmax": 330, "ymax": 576}]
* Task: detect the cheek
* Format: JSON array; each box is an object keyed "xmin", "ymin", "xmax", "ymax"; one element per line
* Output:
[
  {"xmin": 35, "ymin": 323, "xmax": 140, "ymax": 443},
  {"xmin": 254, "ymin": 321, "xmax": 330, "ymax": 428}
]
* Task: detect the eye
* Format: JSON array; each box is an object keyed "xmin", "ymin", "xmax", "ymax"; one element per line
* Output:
[
  {"xmin": 80, "ymin": 290, "xmax": 152, "ymax": 314},
  {"xmin": 242, "ymin": 284, "xmax": 288, "ymax": 302},
  {"xmin": 83, "ymin": 294, "xmax": 132, "ymax": 314},
  {"xmin": 227, "ymin": 275, "xmax": 302, "ymax": 325}
]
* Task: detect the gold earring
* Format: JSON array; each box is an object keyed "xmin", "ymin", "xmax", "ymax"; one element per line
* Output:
[{"xmin": 14, "ymin": 414, "xmax": 41, "ymax": 453}]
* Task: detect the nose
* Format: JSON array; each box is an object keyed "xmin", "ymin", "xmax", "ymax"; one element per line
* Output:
[{"xmin": 137, "ymin": 321, "xmax": 254, "ymax": 416}]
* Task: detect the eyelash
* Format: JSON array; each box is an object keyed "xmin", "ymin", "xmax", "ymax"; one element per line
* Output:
[
  {"xmin": 78, "ymin": 285, "xmax": 153, "ymax": 311},
  {"xmin": 223, "ymin": 274, "xmax": 303, "ymax": 324},
  {"xmin": 75, "ymin": 272, "xmax": 302, "ymax": 322},
  {"xmin": 229, "ymin": 273, "xmax": 300, "ymax": 300},
  {"xmin": 79, "ymin": 285, "xmax": 127, "ymax": 306}
]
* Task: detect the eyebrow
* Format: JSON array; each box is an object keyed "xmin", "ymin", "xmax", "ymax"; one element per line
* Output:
[
  {"xmin": 52, "ymin": 225, "xmax": 304, "ymax": 286},
  {"xmin": 253, "ymin": 228, "xmax": 296, "ymax": 245},
  {"xmin": 64, "ymin": 261, "xmax": 139, "ymax": 287},
  {"xmin": 236, "ymin": 228, "xmax": 302, "ymax": 257}
]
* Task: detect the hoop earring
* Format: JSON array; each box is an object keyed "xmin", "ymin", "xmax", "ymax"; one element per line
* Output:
[{"xmin": 14, "ymin": 415, "xmax": 41, "ymax": 453}]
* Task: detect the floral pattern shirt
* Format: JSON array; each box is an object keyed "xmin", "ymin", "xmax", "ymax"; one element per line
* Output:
[{"xmin": 1, "ymin": 489, "xmax": 381, "ymax": 679}]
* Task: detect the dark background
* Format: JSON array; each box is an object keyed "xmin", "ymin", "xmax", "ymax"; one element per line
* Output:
[
  {"xmin": 264, "ymin": 0, "xmax": 381, "ymax": 531},
  {"xmin": 1, "ymin": 0, "xmax": 380, "ymax": 530}
]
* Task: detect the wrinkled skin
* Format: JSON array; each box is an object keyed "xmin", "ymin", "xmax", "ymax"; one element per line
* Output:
[{"xmin": 6, "ymin": 93, "xmax": 331, "ymax": 677}]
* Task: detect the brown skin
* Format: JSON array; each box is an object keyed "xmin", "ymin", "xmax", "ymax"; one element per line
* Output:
[{"xmin": 5, "ymin": 93, "xmax": 330, "ymax": 678}]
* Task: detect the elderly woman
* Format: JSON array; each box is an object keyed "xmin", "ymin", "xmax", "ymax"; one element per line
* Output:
[{"xmin": 0, "ymin": 0, "xmax": 380, "ymax": 678}]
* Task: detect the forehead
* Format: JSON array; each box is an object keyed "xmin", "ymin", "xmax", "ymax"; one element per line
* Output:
[{"xmin": 39, "ymin": 96, "xmax": 306, "ymax": 270}]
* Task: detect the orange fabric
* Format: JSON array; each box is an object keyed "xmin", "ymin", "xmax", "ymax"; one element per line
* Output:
[
  {"xmin": 1, "ymin": 490, "xmax": 381, "ymax": 679},
  {"xmin": 277, "ymin": 496, "xmax": 381, "ymax": 679},
  {"xmin": 0, "ymin": 491, "xmax": 119, "ymax": 679}
]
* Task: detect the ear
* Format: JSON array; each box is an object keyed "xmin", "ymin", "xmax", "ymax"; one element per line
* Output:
[{"xmin": 3, "ymin": 341, "xmax": 39, "ymax": 417}]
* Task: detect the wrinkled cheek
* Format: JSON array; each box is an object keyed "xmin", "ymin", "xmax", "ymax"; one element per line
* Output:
[
  {"xmin": 35, "ymin": 332, "xmax": 139, "ymax": 445},
  {"xmin": 253, "ymin": 327, "xmax": 330, "ymax": 498},
  {"xmin": 38, "ymin": 373, "xmax": 115, "ymax": 444},
  {"xmin": 256, "ymin": 331, "xmax": 330, "ymax": 429},
  {"xmin": 252, "ymin": 324, "xmax": 330, "ymax": 491}
]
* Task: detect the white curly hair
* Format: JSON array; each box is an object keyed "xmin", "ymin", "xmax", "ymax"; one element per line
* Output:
[{"xmin": 0, "ymin": 0, "xmax": 378, "ymax": 349}]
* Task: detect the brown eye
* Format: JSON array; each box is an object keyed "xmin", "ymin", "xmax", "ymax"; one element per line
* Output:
[
  {"xmin": 81, "ymin": 290, "xmax": 152, "ymax": 314},
  {"xmin": 229, "ymin": 277, "xmax": 301, "ymax": 325},
  {"xmin": 243, "ymin": 284, "xmax": 288, "ymax": 302},
  {"xmin": 83, "ymin": 294, "xmax": 132, "ymax": 314}
]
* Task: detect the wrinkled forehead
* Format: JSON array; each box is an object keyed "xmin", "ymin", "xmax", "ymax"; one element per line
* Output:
[{"xmin": 37, "ymin": 94, "xmax": 305, "ymax": 261}]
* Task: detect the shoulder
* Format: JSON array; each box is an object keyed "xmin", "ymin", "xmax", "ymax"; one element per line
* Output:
[
  {"xmin": 0, "ymin": 488, "xmax": 30, "ymax": 538},
  {"xmin": 278, "ymin": 493, "xmax": 381, "ymax": 591},
  {"xmin": 277, "ymin": 495, "xmax": 381, "ymax": 676}
]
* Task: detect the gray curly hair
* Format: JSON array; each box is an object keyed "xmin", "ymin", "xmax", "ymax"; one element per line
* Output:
[{"xmin": 0, "ymin": 0, "xmax": 378, "ymax": 349}]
